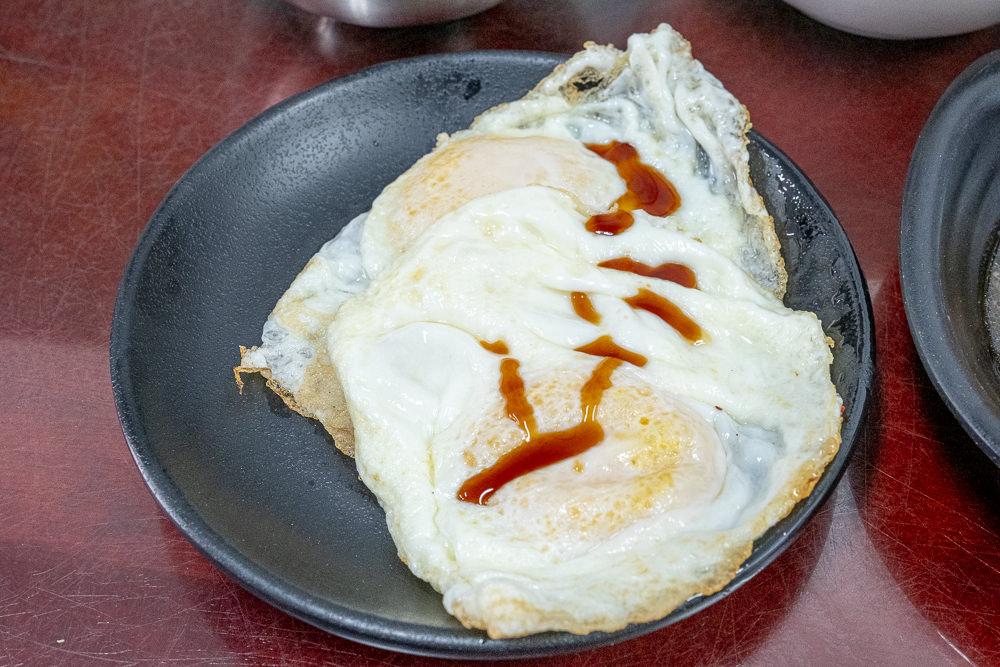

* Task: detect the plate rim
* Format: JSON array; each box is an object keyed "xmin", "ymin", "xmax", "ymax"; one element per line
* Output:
[{"xmin": 110, "ymin": 50, "xmax": 875, "ymax": 658}]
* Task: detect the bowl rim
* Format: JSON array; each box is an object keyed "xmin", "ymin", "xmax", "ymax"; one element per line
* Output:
[{"xmin": 900, "ymin": 49, "xmax": 1000, "ymax": 465}]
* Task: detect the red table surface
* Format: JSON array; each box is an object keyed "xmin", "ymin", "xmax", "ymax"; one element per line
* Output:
[{"xmin": 2, "ymin": 1, "xmax": 999, "ymax": 665}]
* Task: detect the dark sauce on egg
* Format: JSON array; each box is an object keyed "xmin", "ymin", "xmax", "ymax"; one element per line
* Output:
[
  {"xmin": 456, "ymin": 145, "xmax": 698, "ymax": 504},
  {"xmin": 575, "ymin": 335, "xmax": 648, "ymax": 367},
  {"xmin": 586, "ymin": 210, "xmax": 635, "ymax": 236},
  {"xmin": 456, "ymin": 357, "xmax": 622, "ymax": 505},
  {"xmin": 584, "ymin": 141, "xmax": 681, "ymax": 235},
  {"xmin": 479, "ymin": 339, "xmax": 510, "ymax": 355},
  {"xmin": 625, "ymin": 288, "xmax": 706, "ymax": 344},
  {"xmin": 598, "ymin": 257, "xmax": 697, "ymax": 289},
  {"xmin": 570, "ymin": 291, "xmax": 602, "ymax": 324}
]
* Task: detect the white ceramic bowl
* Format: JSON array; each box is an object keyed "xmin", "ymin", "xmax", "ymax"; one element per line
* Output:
[
  {"xmin": 782, "ymin": 0, "xmax": 1000, "ymax": 39},
  {"xmin": 285, "ymin": 0, "xmax": 503, "ymax": 27}
]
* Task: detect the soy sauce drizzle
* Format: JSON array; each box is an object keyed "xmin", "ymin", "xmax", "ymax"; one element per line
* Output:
[
  {"xmin": 570, "ymin": 291, "xmax": 601, "ymax": 325},
  {"xmin": 586, "ymin": 210, "xmax": 635, "ymax": 236},
  {"xmin": 574, "ymin": 335, "xmax": 648, "ymax": 367},
  {"xmin": 479, "ymin": 339, "xmax": 510, "ymax": 355},
  {"xmin": 624, "ymin": 288, "xmax": 706, "ymax": 344},
  {"xmin": 458, "ymin": 144, "xmax": 690, "ymax": 504},
  {"xmin": 456, "ymin": 357, "xmax": 622, "ymax": 505},
  {"xmin": 584, "ymin": 141, "xmax": 681, "ymax": 235},
  {"xmin": 598, "ymin": 257, "xmax": 697, "ymax": 289}
]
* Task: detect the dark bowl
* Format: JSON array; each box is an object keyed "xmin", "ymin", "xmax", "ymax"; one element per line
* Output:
[
  {"xmin": 900, "ymin": 49, "xmax": 1000, "ymax": 466},
  {"xmin": 284, "ymin": 0, "xmax": 503, "ymax": 27},
  {"xmin": 111, "ymin": 51, "xmax": 874, "ymax": 658}
]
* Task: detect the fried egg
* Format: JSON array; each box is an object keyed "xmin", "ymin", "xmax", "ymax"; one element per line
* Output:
[{"xmin": 237, "ymin": 24, "xmax": 841, "ymax": 638}]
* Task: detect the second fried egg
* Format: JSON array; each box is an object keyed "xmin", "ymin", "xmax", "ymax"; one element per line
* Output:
[{"xmin": 327, "ymin": 186, "xmax": 839, "ymax": 638}]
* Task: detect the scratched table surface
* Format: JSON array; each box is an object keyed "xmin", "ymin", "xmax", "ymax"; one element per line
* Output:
[{"xmin": 3, "ymin": 1, "xmax": 1000, "ymax": 665}]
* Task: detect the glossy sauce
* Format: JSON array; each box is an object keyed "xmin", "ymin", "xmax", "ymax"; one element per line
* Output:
[
  {"xmin": 586, "ymin": 210, "xmax": 635, "ymax": 236},
  {"xmin": 575, "ymin": 335, "xmax": 647, "ymax": 367},
  {"xmin": 479, "ymin": 339, "xmax": 510, "ymax": 355},
  {"xmin": 598, "ymin": 257, "xmax": 697, "ymax": 289},
  {"xmin": 625, "ymin": 288, "xmax": 706, "ymax": 344},
  {"xmin": 584, "ymin": 141, "xmax": 681, "ymax": 235},
  {"xmin": 458, "ymin": 144, "xmax": 687, "ymax": 505},
  {"xmin": 457, "ymin": 357, "xmax": 622, "ymax": 505},
  {"xmin": 570, "ymin": 291, "xmax": 601, "ymax": 324}
]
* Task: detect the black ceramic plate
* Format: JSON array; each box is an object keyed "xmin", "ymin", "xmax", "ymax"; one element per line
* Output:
[
  {"xmin": 111, "ymin": 52, "xmax": 874, "ymax": 659},
  {"xmin": 900, "ymin": 50, "xmax": 1000, "ymax": 466}
]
